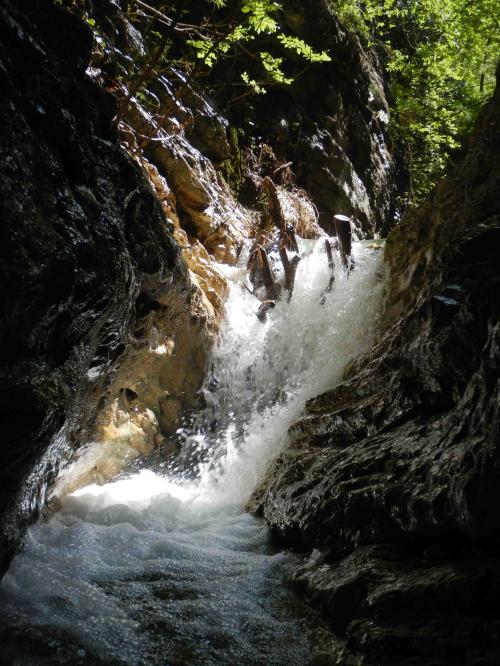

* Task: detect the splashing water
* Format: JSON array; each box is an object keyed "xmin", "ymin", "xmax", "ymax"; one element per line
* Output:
[
  {"xmin": 176, "ymin": 238, "xmax": 385, "ymax": 506},
  {"xmin": 0, "ymin": 239, "xmax": 384, "ymax": 665}
]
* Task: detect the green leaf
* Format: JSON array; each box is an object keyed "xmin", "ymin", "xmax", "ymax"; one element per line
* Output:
[
  {"xmin": 241, "ymin": 71, "xmax": 267, "ymax": 94},
  {"xmin": 259, "ymin": 51, "xmax": 293, "ymax": 84},
  {"xmin": 277, "ymin": 34, "xmax": 331, "ymax": 62}
]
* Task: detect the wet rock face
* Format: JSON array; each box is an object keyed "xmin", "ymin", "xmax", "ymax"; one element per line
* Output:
[
  {"xmin": 250, "ymin": 72, "xmax": 500, "ymax": 663},
  {"xmin": 238, "ymin": 1, "xmax": 405, "ymax": 237},
  {"xmin": 0, "ymin": 0, "xmax": 196, "ymax": 572},
  {"xmin": 0, "ymin": 0, "xmax": 340, "ymax": 570}
]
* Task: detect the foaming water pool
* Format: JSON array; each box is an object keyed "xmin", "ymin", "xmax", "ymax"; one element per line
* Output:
[
  {"xmin": 0, "ymin": 239, "xmax": 384, "ymax": 664},
  {"xmin": 0, "ymin": 474, "xmax": 319, "ymax": 664}
]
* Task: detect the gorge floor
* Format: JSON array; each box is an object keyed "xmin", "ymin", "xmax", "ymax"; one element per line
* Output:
[{"xmin": 0, "ymin": 239, "xmax": 384, "ymax": 665}]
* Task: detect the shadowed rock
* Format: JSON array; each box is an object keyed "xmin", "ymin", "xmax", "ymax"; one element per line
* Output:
[
  {"xmin": 250, "ymin": 65, "xmax": 500, "ymax": 664},
  {"xmin": 0, "ymin": 0, "xmax": 212, "ymax": 572}
]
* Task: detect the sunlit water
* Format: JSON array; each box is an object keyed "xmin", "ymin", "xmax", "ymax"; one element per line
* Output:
[{"xmin": 0, "ymin": 239, "xmax": 384, "ymax": 665}]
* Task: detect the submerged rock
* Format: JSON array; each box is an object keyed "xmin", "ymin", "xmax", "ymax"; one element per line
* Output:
[{"xmin": 250, "ymin": 67, "xmax": 500, "ymax": 663}]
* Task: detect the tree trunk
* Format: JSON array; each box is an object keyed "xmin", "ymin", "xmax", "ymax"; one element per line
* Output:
[
  {"xmin": 258, "ymin": 245, "xmax": 279, "ymax": 301},
  {"xmin": 279, "ymin": 247, "xmax": 301, "ymax": 302},
  {"xmin": 333, "ymin": 214, "xmax": 353, "ymax": 271},
  {"xmin": 324, "ymin": 238, "xmax": 335, "ymax": 291}
]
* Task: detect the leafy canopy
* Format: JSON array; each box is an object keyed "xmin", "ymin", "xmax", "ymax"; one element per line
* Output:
[
  {"xmin": 331, "ymin": 0, "xmax": 500, "ymax": 201},
  {"xmin": 185, "ymin": 0, "xmax": 331, "ymax": 94}
]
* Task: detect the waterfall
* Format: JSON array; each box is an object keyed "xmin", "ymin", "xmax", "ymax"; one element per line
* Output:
[
  {"xmin": 177, "ymin": 236, "xmax": 385, "ymax": 505},
  {"xmin": 0, "ymin": 238, "xmax": 384, "ymax": 664}
]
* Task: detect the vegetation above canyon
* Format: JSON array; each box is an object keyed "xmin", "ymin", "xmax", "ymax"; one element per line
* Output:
[{"xmin": 61, "ymin": 0, "xmax": 499, "ymax": 205}]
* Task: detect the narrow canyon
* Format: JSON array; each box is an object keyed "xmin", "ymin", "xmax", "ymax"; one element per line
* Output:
[{"xmin": 0, "ymin": 1, "xmax": 498, "ymax": 664}]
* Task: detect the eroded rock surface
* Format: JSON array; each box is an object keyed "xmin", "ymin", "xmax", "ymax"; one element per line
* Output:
[
  {"xmin": 0, "ymin": 0, "xmax": 339, "ymax": 570},
  {"xmin": 250, "ymin": 68, "xmax": 500, "ymax": 664},
  {"xmin": 0, "ymin": 0, "xmax": 217, "ymax": 570},
  {"xmin": 230, "ymin": 0, "xmax": 405, "ymax": 238}
]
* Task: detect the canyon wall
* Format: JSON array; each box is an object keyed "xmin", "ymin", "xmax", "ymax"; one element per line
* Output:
[
  {"xmin": 0, "ymin": 0, "xmax": 403, "ymax": 577},
  {"xmin": 0, "ymin": 0, "xmax": 220, "ymax": 571},
  {"xmin": 236, "ymin": 0, "xmax": 405, "ymax": 237},
  {"xmin": 250, "ymin": 66, "xmax": 500, "ymax": 665}
]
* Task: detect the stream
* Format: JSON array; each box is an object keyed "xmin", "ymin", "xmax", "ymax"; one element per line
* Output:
[{"xmin": 0, "ymin": 238, "xmax": 384, "ymax": 665}]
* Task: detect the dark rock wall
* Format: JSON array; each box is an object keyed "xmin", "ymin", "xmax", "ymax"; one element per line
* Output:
[
  {"xmin": 0, "ymin": 0, "xmax": 190, "ymax": 573},
  {"xmin": 250, "ymin": 69, "xmax": 500, "ymax": 664},
  {"xmin": 0, "ymin": 0, "xmax": 394, "ymax": 575},
  {"xmin": 232, "ymin": 0, "xmax": 405, "ymax": 238}
]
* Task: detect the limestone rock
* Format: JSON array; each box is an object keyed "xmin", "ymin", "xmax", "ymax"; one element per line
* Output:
[
  {"xmin": 123, "ymin": 93, "xmax": 252, "ymax": 266},
  {"xmin": 250, "ymin": 66, "xmax": 500, "ymax": 663},
  {"xmin": 0, "ymin": 0, "xmax": 213, "ymax": 571},
  {"xmin": 235, "ymin": 1, "xmax": 406, "ymax": 238}
]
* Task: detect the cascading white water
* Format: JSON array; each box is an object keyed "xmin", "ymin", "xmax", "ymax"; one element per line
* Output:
[
  {"xmin": 0, "ymin": 238, "xmax": 384, "ymax": 665},
  {"xmin": 177, "ymin": 237, "xmax": 385, "ymax": 506}
]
